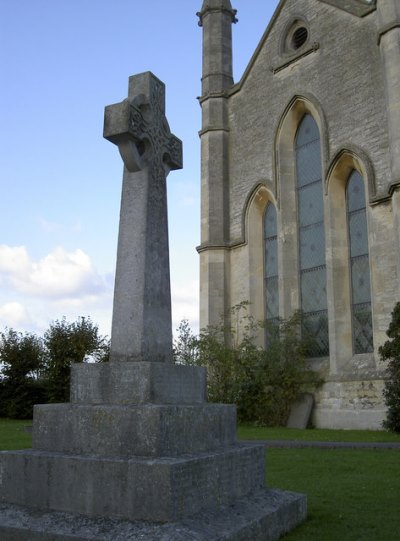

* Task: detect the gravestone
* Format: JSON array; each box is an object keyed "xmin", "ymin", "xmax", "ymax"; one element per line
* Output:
[
  {"xmin": 287, "ymin": 393, "xmax": 315, "ymax": 429},
  {"xmin": 0, "ymin": 72, "xmax": 306, "ymax": 540}
]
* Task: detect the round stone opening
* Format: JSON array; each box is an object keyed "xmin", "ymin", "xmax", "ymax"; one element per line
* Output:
[{"xmin": 292, "ymin": 27, "xmax": 308, "ymax": 49}]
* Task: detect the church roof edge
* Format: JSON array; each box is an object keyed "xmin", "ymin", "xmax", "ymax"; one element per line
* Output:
[{"xmin": 228, "ymin": 0, "xmax": 376, "ymax": 97}]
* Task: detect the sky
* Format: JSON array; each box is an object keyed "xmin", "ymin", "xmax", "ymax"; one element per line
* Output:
[{"xmin": 0, "ymin": 0, "xmax": 280, "ymax": 340}]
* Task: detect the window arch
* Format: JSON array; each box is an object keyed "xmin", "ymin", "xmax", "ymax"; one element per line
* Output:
[
  {"xmin": 264, "ymin": 202, "xmax": 279, "ymax": 324},
  {"xmin": 346, "ymin": 170, "xmax": 373, "ymax": 353},
  {"xmin": 295, "ymin": 114, "xmax": 329, "ymax": 356}
]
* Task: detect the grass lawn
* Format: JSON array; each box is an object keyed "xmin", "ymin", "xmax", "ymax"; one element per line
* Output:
[
  {"xmin": 236, "ymin": 426, "xmax": 400, "ymax": 541},
  {"xmin": 267, "ymin": 448, "xmax": 400, "ymax": 541},
  {"xmin": 238, "ymin": 424, "xmax": 400, "ymax": 443},
  {"xmin": 1, "ymin": 419, "xmax": 399, "ymax": 540},
  {"xmin": 0, "ymin": 418, "xmax": 32, "ymax": 450}
]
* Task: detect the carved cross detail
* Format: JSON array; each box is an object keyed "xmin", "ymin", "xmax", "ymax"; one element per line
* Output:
[
  {"xmin": 103, "ymin": 72, "xmax": 183, "ymax": 363},
  {"xmin": 104, "ymin": 72, "xmax": 182, "ymax": 180}
]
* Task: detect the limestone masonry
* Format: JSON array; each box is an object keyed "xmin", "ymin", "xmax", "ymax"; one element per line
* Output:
[{"xmin": 198, "ymin": 0, "xmax": 400, "ymax": 429}]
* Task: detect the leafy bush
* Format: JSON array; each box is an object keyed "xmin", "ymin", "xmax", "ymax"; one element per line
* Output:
[
  {"xmin": 0, "ymin": 317, "xmax": 110, "ymax": 417},
  {"xmin": 43, "ymin": 316, "xmax": 110, "ymax": 403},
  {"xmin": 380, "ymin": 302, "xmax": 400, "ymax": 433},
  {"xmin": 174, "ymin": 304, "xmax": 322, "ymax": 426},
  {"xmin": 0, "ymin": 329, "xmax": 46, "ymax": 419}
]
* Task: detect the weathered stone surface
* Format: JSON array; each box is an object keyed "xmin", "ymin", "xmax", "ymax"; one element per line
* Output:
[
  {"xmin": 287, "ymin": 393, "xmax": 314, "ymax": 429},
  {"xmin": 70, "ymin": 362, "xmax": 206, "ymax": 405},
  {"xmin": 0, "ymin": 489, "xmax": 307, "ymax": 541},
  {"xmin": 0, "ymin": 444, "xmax": 265, "ymax": 522},
  {"xmin": 104, "ymin": 72, "xmax": 182, "ymax": 364},
  {"xmin": 33, "ymin": 403, "xmax": 236, "ymax": 457},
  {"xmin": 197, "ymin": 0, "xmax": 397, "ymax": 430}
]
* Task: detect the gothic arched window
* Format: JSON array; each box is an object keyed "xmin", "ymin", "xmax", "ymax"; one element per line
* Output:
[
  {"xmin": 264, "ymin": 203, "xmax": 279, "ymax": 324},
  {"xmin": 295, "ymin": 114, "xmax": 329, "ymax": 356},
  {"xmin": 346, "ymin": 170, "xmax": 373, "ymax": 353}
]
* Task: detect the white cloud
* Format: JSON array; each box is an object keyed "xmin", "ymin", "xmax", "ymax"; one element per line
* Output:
[
  {"xmin": 0, "ymin": 244, "xmax": 107, "ymax": 300},
  {"xmin": 0, "ymin": 302, "xmax": 31, "ymax": 328},
  {"xmin": 0, "ymin": 245, "xmax": 30, "ymax": 274},
  {"xmin": 171, "ymin": 280, "xmax": 199, "ymax": 334},
  {"xmin": 0, "ymin": 245, "xmax": 198, "ymax": 340}
]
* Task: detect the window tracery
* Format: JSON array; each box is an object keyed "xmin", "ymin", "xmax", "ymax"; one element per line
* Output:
[{"xmin": 295, "ymin": 114, "xmax": 329, "ymax": 357}]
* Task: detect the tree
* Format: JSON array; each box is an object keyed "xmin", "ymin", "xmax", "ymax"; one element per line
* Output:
[
  {"xmin": 0, "ymin": 329, "xmax": 46, "ymax": 418},
  {"xmin": 173, "ymin": 305, "xmax": 322, "ymax": 426},
  {"xmin": 380, "ymin": 302, "xmax": 400, "ymax": 433},
  {"xmin": 43, "ymin": 317, "xmax": 109, "ymax": 403},
  {"xmin": 173, "ymin": 319, "xmax": 199, "ymax": 366}
]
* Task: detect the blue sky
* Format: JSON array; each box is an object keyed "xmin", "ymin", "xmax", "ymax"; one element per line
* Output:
[{"xmin": 0, "ymin": 0, "xmax": 279, "ymax": 338}]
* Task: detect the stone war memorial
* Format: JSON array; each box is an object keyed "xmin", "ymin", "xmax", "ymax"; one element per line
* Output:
[
  {"xmin": 0, "ymin": 3, "xmax": 306, "ymax": 541},
  {"xmin": 0, "ymin": 59, "xmax": 306, "ymax": 541}
]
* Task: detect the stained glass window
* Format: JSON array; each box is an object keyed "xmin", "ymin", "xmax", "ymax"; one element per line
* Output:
[
  {"xmin": 264, "ymin": 203, "xmax": 279, "ymax": 322},
  {"xmin": 346, "ymin": 170, "xmax": 373, "ymax": 353},
  {"xmin": 296, "ymin": 114, "xmax": 329, "ymax": 356}
]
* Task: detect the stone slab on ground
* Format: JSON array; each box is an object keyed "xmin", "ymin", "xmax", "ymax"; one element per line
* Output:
[
  {"xmin": 287, "ymin": 394, "xmax": 314, "ymax": 429},
  {"xmin": 0, "ymin": 488, "xmax": 307, "ymax": 541}
]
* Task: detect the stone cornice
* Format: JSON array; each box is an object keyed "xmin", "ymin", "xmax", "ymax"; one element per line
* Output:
[
  {"xmin": 318, "ymin": 0, "xmax": 376, "ymax": 18},
  {"xmin": 377, "ymin": 21, "xmax": 400, "ymax": 45},
  {"xmin": 270, "ymin": 42, "xmax": 320, "ymax": 74},
  {"xmin": 196, "ymin": 240, "xmax": 245, "ymax": 253},
  {"xmin": 197, "ymin": 91, "xmax": 230, "ymax": 105},
  {"xmin": 198, "ymin": 126, "xmax": 230, "ymax": 137},
  {"xmin": 197, "ymin": 5, "xmax": 238, "ymax": 27},
  {"xmin": 370, "ymin": 181, "xmax": 400, "ymax": 206}
]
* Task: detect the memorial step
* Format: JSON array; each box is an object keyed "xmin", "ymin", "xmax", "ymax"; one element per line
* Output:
[
  {"xmin": 0, "ymin": 443, "xmax": 265, "ymax": 522},
  {"xmin": 33, "ymin": 402, "xmax": 236, "ymax": 457}
]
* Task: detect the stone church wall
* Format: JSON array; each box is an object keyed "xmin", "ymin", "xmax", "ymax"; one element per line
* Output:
[{"xmin": 199, "ymin": 0, "xmax": 399, "ymax": 429}]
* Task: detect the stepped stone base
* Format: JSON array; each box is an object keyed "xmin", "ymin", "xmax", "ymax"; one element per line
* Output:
[
  {"xmin": 0, "ymin": 444, "xmax": 265, "ymax": 522},
  {"xmin": 0, "ymin": 362, "xmax": 307, "ymax": 538},
  {"xmin": 33, "ymin": 403, "xmax": 237, "ymax": 457},
  {"xmin": 0, "ymin": 489, "xmax": 306, "ymax": 541}
]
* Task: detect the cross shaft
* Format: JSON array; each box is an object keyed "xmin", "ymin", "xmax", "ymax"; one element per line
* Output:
[{"xmin": 104, "ymin": 72, "xmax": 183, "ymax": 363}]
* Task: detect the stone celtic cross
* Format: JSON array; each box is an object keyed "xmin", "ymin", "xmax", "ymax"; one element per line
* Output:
[{"xmin": 104, "ymin": 72, "xmax": 183, "ymax": 363}]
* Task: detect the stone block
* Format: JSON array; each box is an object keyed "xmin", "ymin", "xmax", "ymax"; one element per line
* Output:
[
  {"xmin": 0, "ymin": 489, "xmax": 307, "ymax": 540},
  {"xmin": 70, "ymin": 362, "xmax": 206, "ymax": 405},
  {"xmin": 0, "ymin": 444, "xmax": 265, "ymax": 522},
  {"xmin": 103, "ymin": 99, "xmax": 131, "ymax": 146},
  {"xmin": 287, "ymin": 393, "xmax": 314, "ymax": 429},
  {"xmin": 33, "ymin": 403, "xmax": 236, "ymax": 457}
]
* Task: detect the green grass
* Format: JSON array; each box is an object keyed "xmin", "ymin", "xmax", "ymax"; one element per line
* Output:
[
  {"xmin": 267, "ymin": 448, "xmax": 400, "ymax": 541},
  {"xmin": 238, "ymin": 424, "xmax": 400, "ymax": 443},
  {"xmin": 0, "ymin": 418, "xmax": 32, "ymax": 450},
  {"xmin": 236, "ymin": 425, "xmax": 400, "ymax": 540}
]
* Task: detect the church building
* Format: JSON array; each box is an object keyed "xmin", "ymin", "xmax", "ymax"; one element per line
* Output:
[{"xmin": 197, "ymin": 0, "xmax": 400, "ymax": 429}]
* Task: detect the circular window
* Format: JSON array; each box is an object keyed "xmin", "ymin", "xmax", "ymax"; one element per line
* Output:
[{"xmin": 292, "ymin": 27, "xmax": 308, "ymax": 50}]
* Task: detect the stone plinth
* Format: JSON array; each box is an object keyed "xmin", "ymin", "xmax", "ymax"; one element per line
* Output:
[
  {"xmin": 70, "ymin": 362, "xmax": 206, "ymax": 405},
  {"xmin": 0, "ymin": 490, "xmax": 306, "ymax": 541},
  {"xmin": 32, "ymin": 403, "xmax": 237, "ymax": 457},
  {"xmin": 0, "ymin": 444, "xmax": 265, "ymax": 522},
  {"xmin": 0, "ymin": 361, "xmax": 307, "ymax": 539}
]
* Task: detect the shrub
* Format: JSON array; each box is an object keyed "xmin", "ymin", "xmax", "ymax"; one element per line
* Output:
[
  {"xmin": 380, "ymin": 302, "xmax": 400, "ymax": 433},
  {"xmin": 43, "ymin": 316, "xmax": 110, "ymax": 403},
  {"xmin": 174, "ymin": 304, "xmax": 322, "ymax": 426},
  {"xmin": 0, "ymin": 329, "xmax": 46, "ymax": 419},
  {"xmin": 0, "ymin": 317, "xmax": 110, "ymax": 417}
]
